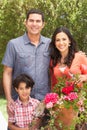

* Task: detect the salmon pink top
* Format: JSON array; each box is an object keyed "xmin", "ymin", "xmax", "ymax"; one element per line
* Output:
[{"xmin": 51, "ymin": 52, "xmax": 87, "ymax": 88}]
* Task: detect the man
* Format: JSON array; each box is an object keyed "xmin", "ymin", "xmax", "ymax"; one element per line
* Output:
[{"xmin": 2, "ymin": 9, "xmax": 51, "ymax": 108}]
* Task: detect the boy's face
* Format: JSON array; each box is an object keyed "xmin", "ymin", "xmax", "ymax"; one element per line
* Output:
[{"xmin": 15, "ymin": 82, "xmax": 31, "ymax": 103}]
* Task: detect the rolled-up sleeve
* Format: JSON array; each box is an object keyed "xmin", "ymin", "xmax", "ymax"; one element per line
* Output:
[{"xmin": 2, "ymin": 41, "xmax": 16, "ymax": 68}]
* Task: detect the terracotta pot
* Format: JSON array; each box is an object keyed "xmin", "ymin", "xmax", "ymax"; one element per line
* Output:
[{"xmin": 54, "ymin": 106, "xmax": 77, "ymax": 130}]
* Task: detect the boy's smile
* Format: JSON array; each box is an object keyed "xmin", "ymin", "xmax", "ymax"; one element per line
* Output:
[{"xmin": 15, "ymin": 82, "xmax": 31, "ymax": 103}]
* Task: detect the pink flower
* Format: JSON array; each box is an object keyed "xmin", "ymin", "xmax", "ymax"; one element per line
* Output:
[
  {"xmin": 63, "ymin": 92, "xmax": 78, "ymax": 101},
  {"xmin": 79, "ymin": 107, "xmax": 85, "ymax": 112},
  {"xmin": 77, "ymin": 100, "xmax": 84, "ymax": 106},
  {"xmin": 44, "ymin": 93, "xmax": 59, "ymax": 105},
  {"xmin": 46, "ymin": 102, "xmax": 53, "ymax": 109}
]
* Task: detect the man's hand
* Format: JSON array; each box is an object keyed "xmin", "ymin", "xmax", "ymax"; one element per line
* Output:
[{"xmin": 7, "ymin": 98, "xmax": 15, "ymax": 115}]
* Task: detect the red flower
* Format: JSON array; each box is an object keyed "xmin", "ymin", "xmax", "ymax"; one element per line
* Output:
[
  {"xmin": 62, "ymin": 82, "xmax": 74, "ymax": 95},
  {"xmin": 44, "ymin": 93, "xmax": 59, "ymax": 105}
]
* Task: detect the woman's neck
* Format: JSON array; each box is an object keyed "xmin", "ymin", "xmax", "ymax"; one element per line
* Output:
[
  {"xmin": 60, "ymin": 51, "xmax": 68, "ymax": 66},
  {"xmin": 61, "ymin": 50, "xmax": 68, "ymax": 58}
]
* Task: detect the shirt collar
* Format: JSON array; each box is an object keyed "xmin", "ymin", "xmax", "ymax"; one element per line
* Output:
[
  {"xmin": 17, "ymin": 96, "xmax": 33, "ymax": 106},
  {"xmin": 23, "ymin": 32, "xmax": 45, "ymax": 45}
]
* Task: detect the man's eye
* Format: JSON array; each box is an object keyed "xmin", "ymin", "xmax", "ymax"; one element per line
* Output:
[
  {"xmin": 36, "ymin": 20, "xmax": 41, "ymax": 23},
  {"xmin": 28, "ymin": 19, "xmax": 33, "ymax": 22}
]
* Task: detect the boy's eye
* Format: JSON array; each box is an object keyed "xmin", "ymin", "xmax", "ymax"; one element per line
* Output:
[
  {"xmin": 19, "ymin": 88, "xmax": 23, "ymax": 90},
  {"xmin": 56, "ymin": 39, "xmax": 60, "ymax": 42}
]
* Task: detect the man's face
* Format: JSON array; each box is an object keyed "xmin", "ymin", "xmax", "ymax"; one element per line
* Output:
[{"xmin": 25, "ymin": 13, "xmax": 44, "ymax": 35}]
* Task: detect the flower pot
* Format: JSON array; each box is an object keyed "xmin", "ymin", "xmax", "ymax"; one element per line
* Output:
[{"xmin": 54, "ymin": 106, "xmax": 77, "ymax": 130}]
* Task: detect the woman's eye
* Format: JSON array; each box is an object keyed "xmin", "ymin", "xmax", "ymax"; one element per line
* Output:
[{"xmin": 63, "ymin": 38, "xmax": 66, "ymax": 41}]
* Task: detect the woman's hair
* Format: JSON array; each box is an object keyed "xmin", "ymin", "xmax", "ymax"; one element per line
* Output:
[
  {"xmin": 49, "ymin": 26, "xmax": 78, "ymax": 68},
  {"xmin": 13, "ymin": 74, "xmax": 34, "ymax": 89}
]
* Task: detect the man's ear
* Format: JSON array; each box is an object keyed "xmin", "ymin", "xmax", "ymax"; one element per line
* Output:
[{"xmin": 24, "ymin": 19, "xmax": 27, "ymax": 26}]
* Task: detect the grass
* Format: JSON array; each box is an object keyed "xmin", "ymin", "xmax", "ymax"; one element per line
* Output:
[{"xmin": 0, "ymin": 96, "xmax": 8, "ymax": 121}]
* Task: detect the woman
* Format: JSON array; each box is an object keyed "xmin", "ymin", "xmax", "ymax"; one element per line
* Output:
[
  {"xmin": 50, "ymin": 26, "xmax": 87, "ymax": 88},
  {"xmin": 49, "ymin": 26, "xmax": 87, "ymax": 130}
]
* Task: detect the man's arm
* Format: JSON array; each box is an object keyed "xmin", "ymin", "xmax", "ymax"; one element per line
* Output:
[
  {"xmin": 2, "ymin": 65, "xmax": 14, "ymax": 106},
  {"xmin": 8, "ymin": 122, "xmax": 29, "ymax": 130}
]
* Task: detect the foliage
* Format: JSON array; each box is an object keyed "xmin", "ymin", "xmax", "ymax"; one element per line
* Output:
[
  {"xmin": 42, "ymin": 74, "xmax": 87, "ymax": 129},
  {"xmin": 0, "ymin": 0, "xmax": 36, "ymax": 77},
  {"xmin": 0, "ymin": 96, "xmax": 7, "ymax": 120},
  {"xmin": 36, "ymin": 0, "xmax": 87, "ymax": 51}
]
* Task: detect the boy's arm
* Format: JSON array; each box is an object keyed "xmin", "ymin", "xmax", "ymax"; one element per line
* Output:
[{"xmin": 8, "ymin": 122, "xmax": 29, "ymax": 130}]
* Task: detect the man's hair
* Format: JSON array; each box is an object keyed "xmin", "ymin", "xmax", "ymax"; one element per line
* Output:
[
  {"xmin": 13, "ymin": 74, "xmax": 34, "ymax": 89},
  {"xmin": 26, "ymin": 8, "xmax": 44, "ymax": 22}
]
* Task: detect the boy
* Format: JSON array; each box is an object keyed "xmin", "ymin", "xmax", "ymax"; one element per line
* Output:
[{"xmin": 8, "ymin": 74, "xmax": 41, "ymax": 130}]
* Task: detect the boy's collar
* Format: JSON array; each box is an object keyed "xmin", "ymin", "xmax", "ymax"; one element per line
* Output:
[{"xmin": 17, "ymin": 96, "xmax": 33, "ymax": 106}]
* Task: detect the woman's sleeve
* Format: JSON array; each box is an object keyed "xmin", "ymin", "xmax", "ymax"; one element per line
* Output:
[{"xmin": 80, "ymin": 54, "xmax": 87, "ymax": 74}]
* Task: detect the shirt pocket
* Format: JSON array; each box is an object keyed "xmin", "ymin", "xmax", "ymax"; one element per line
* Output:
[
  {"xmin": 43, "ymin": 52, "xmax": 50, "ymax": 66},
  {"xmin": 17, "ymin": 52, "xmax": 34, "ymax": 67}
]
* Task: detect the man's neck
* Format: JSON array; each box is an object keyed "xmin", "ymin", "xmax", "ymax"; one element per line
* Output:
[{"xmin": 28, "ymin": 33, "xmax": 41, "ymax": 46}]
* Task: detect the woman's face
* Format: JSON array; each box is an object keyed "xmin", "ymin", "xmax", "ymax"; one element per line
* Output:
[{"xmin": 55, "ymin": 32, "xmax": 71, "ymax": 55}]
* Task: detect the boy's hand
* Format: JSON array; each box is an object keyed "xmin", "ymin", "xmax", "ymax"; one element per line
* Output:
[{"xmin": 29, "ymin": 118, "xmax": 42, "ymax": 130}]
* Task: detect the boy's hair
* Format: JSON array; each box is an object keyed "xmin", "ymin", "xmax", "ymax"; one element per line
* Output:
[
  {"xmin": 13, "ymin": 74, "xmax": 34, "ymax": 89},
  {"xmin": 26, "ymin": 8, "xmax": 44, "ymax": 22}
]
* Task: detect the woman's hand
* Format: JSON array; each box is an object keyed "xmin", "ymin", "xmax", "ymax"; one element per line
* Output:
[{"xmin": 78, "ymin": 74, "xmax": 87, "ymax": 83}]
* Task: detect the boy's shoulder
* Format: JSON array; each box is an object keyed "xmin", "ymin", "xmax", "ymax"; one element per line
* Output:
[
  {"xmin": 13, "ymin": 97, "xmax": 40, "ymax": 107},
  {"xmin": 29, "ymin": 97, "xmax": 40, "ymax": 103}
]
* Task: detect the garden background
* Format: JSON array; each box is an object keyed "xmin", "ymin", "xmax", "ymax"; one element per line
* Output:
[{"xmin": 0, "ymin": 0, "xmax": 87, "ymax": 120}]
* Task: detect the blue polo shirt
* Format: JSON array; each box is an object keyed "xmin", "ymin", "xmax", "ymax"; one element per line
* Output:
[{"xmin": 2, "ymin": 33, "xmax": 51, "ymax": 100}]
